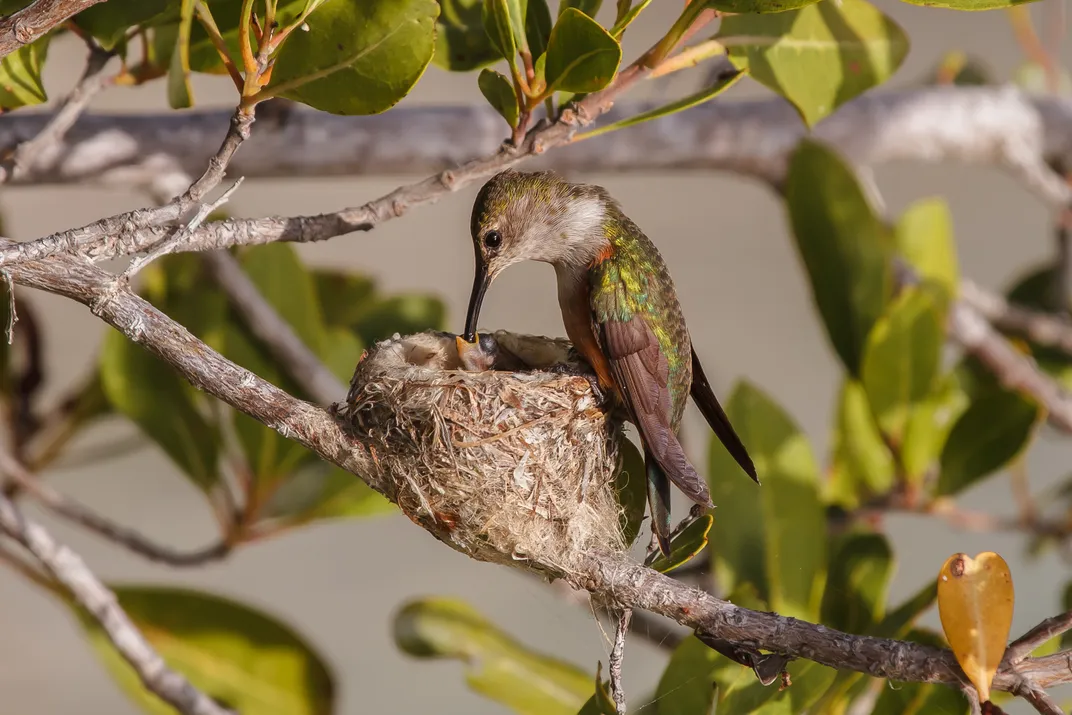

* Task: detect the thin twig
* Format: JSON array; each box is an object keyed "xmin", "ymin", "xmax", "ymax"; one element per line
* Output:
[
  {"xmin": 960, "ymin": 279, "xmax": 1072, "ymax": 355},
  {"xmin": 0, "ymin": 0, "xmax": 107, "ymax": 61},
  {"xmin": 0, "ymin": 490, "xmax": 230, "ymax": 715},
  {"xmin": 1006, "ymin": 611, "xmax": 1072, "ymax": 664},
  {"xmin": 0, "ymin": 41, "xmax": 113, "ymax": 183},
  {"xmin": 610, "ymin": 608, "xmax": 631, "ymax": 714},
  {"xmin": 201, "ymin": 249, "xmax": 345, "ymax": 405},
  {"xmin": 0, "ymin": 450, "xmax": 231, "ymax": 566}
]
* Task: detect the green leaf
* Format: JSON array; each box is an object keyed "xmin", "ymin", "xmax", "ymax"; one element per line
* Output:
[
  {"xmin": 239, "ymin": 243, "xmax": 327, "ymax": 356},
  {"xmin": 785, "ymin": 138, "xmax": 894, "ymax": 375},
  {"xmin": 483, "ymin": 0, "xmax": 519, "ymax": 66},
  {"xmin": 577, "ymin": 663, "xmax": 617, "ymax": 715},
  {"xmin": 312, "ymin": 270, "xmax": 377, "ymax": 329},
  {"xmin": 268, "ymin": 0, "xmax": 438, "ymax": 115},
  {"xmin": 895, "ymin": 197, "xmax": 960, "ymax": 299},
  {"xmin": 479, "ymin": 68, "xmax": 520, "ymax": 128},
  {"xmin": 142, "ymin": 254, "xmax": 228, "ymax": 349},
  {"xmin": 648, "ymin": 514, "xmax": 713, "ymax": 573},
  {"xmin": 900, "ymin": 0, "xmax": 1037, "ymax": 10},
  {"xmin": 656, "ymin": 635, "xmax": 720, "ymax": 715},
  {"xmin": 544, "ymin": 8, "xmax": 621, "ymax": 94},
  {"xmin": 860, "ymin": 285, "xmax": 945, "ymax": 442},
  {"xmin": 709, "ymin": 381, "xmax": 826, "ymax": 620},
  {"xmin": 577, "ymin": 69, "xmax": 743, "ymax": 141},
  {"xmin": 322, "ymin": 326, "xmax": 363, "ymax": 383},
  {"xmin": 718, "ymin": 659, "xmax": 835, "ymax": 714},
  {"xmin": 166, "ymin": 0, "xmax": 195, "ymax": 109},
  {"xmin": 938, "ymin": 389, "xmax": 1040, "ymax": 495},
  {"xmin": 353, "ymin": 294, "xmax": 446, "ymax": 345},
  {"xmin": 820, "ymin": 532, "xmax": 893, "ymax": 633},
  {"xmin": 900, "ymin": 371, "xmax": 968, "ymax": 484},
  {"xmin": 610, "ymin": 0, "xmax": 651, "ymax": 36},
  {"xmin": 872, "ymin": 679, "xmax": 968, "ymax": 715},
  {"xmin": 827, "ymin": 379, "xmax": 895, "ymax": 508},
  {"xmin": 264, "ymin": 463, "xmax": 394, "ymax": 521},
  {"xmin": 614, "ymin": 435, "xmax": 647, "ymax": 547},
  {"xmin": 718, "ymin": 0, "xmax": 908, "ymax": 126},
  {"xmin": 526, "ymin": 0, "xmax": 553, "ymax": 59},
  {"xmin": 561, "ymin": 0, "xmax": 603, "ymax": 16},
  {"xmin": 0, "ymin": 33, "xmax": 49, "ymax": 110},
  {"xmin": 78, "ymin": 585, "xmax": 334, "ymax": 715},
  {"xmin": 434, "ymin": 0, "xmax": 503, "ymax": 71},
  {"xmin": 99, "ymin": 330, "xmax": 219, "ymax": 491},
  {"xmin": 73, "ymin": 0, "xmax": 173, "ymax": 49},
  {"xmin": 707, "ymin": 0, "xmax": 820, "ymax": 13},
  {"xmin": 395, "ymin": 597, "xmax": 592, "ymax": 715}
]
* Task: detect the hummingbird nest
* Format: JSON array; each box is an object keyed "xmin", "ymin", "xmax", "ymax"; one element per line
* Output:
[{"xmin": 334, "ymin": 330, "xmax": 628, "ymax": 578}]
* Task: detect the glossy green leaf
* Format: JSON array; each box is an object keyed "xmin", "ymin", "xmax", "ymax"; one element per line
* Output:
[
  {"xmin": 526, "ymin": 0, "xmax": 553, "ymax": 60},
  {"xmin": 707, "ymin": 0, "xmax": 820, "ymax": 13},
  {"xmin": 99, "ymin": 330, "xmax": 219, "ymax": 491},
  {"xmin": 648, "ymin": 514, "xmax": 713, "ymax": 573},
  {"xmin": 895, "ymin": 197, "xmax": 959, "ymax": 299},
  {"xmin": 827, "ymin": 379, "xmax": 895, "ymax": 508},
  {"xmin": 576, "ymin": 663, "xmax": 617, "ymax": 715},
  {"xmin": 610, "ymin": 0, "xmax": 650, "ymax": 36},
  {"xmin": 719, "ymin": 0, "xmax": 908, "ymax": 126},
  {"xmin": 312, "ymin": 270, "xmax": 377, "ymax": 329},
  {"xmin": 656, "ymin": 635, "xmax": 720, "ymax": 715},
  {"xmin": 483, "ymin": 0, "xmax": 519, "ymax": 65},
  {"xmin": 78, "ymin": 586, "xmax": 334, "ymax": 715},
  {"xmin": 900, "ymin": 0, "xmax": 1037, "ymax": 9},
  {"xmin": 577, "ymin": 69, "xmax": 743, "ymax": 141},
  {"xmin": 544, "ymin": 8, "xmax": 621, "ymax": 94},
  {"xmin": 820, "ymin": 532, "xmax": 893, "ymax": 633},
  {"xmin": 709, "ymin": 381, "xmax": 826, "ymax": 620},
  {"xmin": 73, "ymin": 0, "xmax": 173, "ymax": 49},
  {"xmin": 785, "ymin": 139, "xmax": 894, "ymax": 375},
  {"xmin": 166, "ymin": 0, "xmax": 195, "ymax": 109},
  {"xmin": 353, "ymin": 294, "xmax": 446, "ymax": 345},
  {"xmin": 239, "ymin": 243, "xmax": 327, "ymax": 356},
  {"xmin": 0, "ymin": 33, "xmax": 49, "ymax": 110},
  {"xmin": 395, "ymin": 597, "xmax": 592, "ymax": 715},
  {"xmin": 938, "ymin": 389, "xmax": 1041, "ymax": 495},
  {"xmin": 268, "ymin": 0, "xmax": 438, "ymax": 115},
  {"xmin": 561, "ymin": 0, "xmax": 603, "ymax": 16},
  {"xmin": 614, "ymin": 435, "xmax": 647, "ymax": 547},
  {"xmin": 434, "ymin": 0, "xmax": 503, "ymax": 71},
  {"xmin": 860, "ymin": 285, "xmax": 945, "ymax": 441},
  {"xmin": 265, "ymin": 463, "xmax": 394, "ymax": 521},
  {"xmin": 479, "ymin": 68, "xmax": 520, "ymax": 128}
]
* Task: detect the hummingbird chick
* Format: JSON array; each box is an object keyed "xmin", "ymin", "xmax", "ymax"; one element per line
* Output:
[{"xmin": 460, "ymin": 169, "xmax": 758, "ymax": 556}]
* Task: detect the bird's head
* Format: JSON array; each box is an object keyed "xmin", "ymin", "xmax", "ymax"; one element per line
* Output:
[{"xmin": 463, "ymin": 169, "xmax": 612, "ymax": 342}]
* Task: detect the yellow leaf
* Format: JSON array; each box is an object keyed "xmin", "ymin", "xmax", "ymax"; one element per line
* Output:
[{"xmin": 937, "ymin": 552, "xmax": 1015, "ymax": 703}]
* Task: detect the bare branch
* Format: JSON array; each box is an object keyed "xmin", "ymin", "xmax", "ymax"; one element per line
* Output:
[
  {"xmin": 0, "ymin": 490, "xmax": 230, "ymax": 715},
  {"xmin": 609, "ymin": 608, "xmax": 630, "ymax": 714},
  {"xmin": 0, "ymin": 0, "xmax": 107, "ymax": 61},
  {"xmin": 202, "ymin": 249, "xmax": 345, "ymax": 405},
  {"xmin": 0, "ymin": 41, "xmax": 113, "ymax": 183},
  {"xmin": 1006, "ymin": 610, "xmax": 1072, "ymax": 664},
  {"xmin": 960, "ymin": 279, "xmax": 1072, "ymax": 355},
  {"xmin": 0, "ymin": 449, "xmax": 231, "ymax": 566}
]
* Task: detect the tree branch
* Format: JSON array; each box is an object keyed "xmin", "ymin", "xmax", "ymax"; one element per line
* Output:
[
  {"xmin": 0, "ymin": 0, "xmax": 107, "ymax": 61},
  {"xmin": 0, "ymin": 487, "xmax": 230, "ymax": 715},
  {"xmin": 960, "ymin": 278, "xmax": 1072, "ymax": 355}
]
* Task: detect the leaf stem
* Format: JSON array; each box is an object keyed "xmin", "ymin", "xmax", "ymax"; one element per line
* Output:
[
  {"xmin": 194, "ymin": 1, "xmax": 243, "ymax": 91},
  {"xmin": 238, "ymin": 0, "xmax": 260, "ymax": 95}
]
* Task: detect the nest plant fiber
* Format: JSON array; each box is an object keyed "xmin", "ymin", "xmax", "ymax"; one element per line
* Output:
[{"xmin": 334, "ymin": 330, "xmax": 629, "ymax": 579}]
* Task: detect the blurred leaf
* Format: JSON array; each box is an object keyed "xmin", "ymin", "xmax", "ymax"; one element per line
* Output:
[
  {"xmin": 901, "ymin": 0, "xmax": 1038, "ymax": 9},
  {"xmin": 322, "ymin": 326, "xmax": 363, "ymax": 383},
  {"xmin": 861, "ymin": 285, "xmax": 945, "ymax": 442},
  {"xmin": 78, "ymin": 585, "xmax": 334, "ymax": 715},
  {"xmin": 827, "ymin": 380, "xmax": 895, "ymax": 508},
  {"xmin": 0, "ymin": 33, "xmax": 49, "ymax": 110},
  {"xmin": 656, "ymin": 635, "xmax": 720, "ymax": 715},
  {"xmin": 718, "ymin": 658, "xmax": 835, "ymax": 714},
  {"xmin": 719, "ymin": 0, "xmax": 908, "ymax": 127},
  {"xmin": 926, "ymin": 50, "xmax": 991, "ymax": 87},
  {"xmin": 785, "ymin": 139, "xmax": 894, "ymax": 375},
  {"xmin": 874, "ymin": 680, "xmax": 968, "ymax": 715},
  {"xmin": 577, "ymin": 663, "xmax": 617, "ymax": 715},
  {"xmin": 709, "ymin": 381, "xmax": 826, "ymax": 621},
  {"xmin": 895, "ymin": 197, "xmax": 960, "ymax": 300},
  {"xmin": 820, "ymin": 532, "xmax": 893, "ymax": 634},
  {"xmin": 434, "ymin": 0, "xmax": 503, "ymax": 71},
  {"xmin": 142, "ymin": 254, "xmax": 228, "ymax": 349},
  {"xmin": 264, "ymin": 462, "xmax": 394, "ymax": 521},
  {"xmin": 354, "ymin": 294, "xmax": 446, "ymax": 345},
  {"xmin": 577, "ymin": 69, "xmax": 743, "ymax": 141},
  {"xmin": 100, "ymin": 331, "xmax": 219, "ymax": 491},
  {"xmin": 73, "ymin": 0, "xmax": 173, "ymax": 49},
  {"xmin": 166, "ymin": 0, "xmax": 194, "ymax": 109},
  {"xmin": 527, "ymin": 0, "xmax": 553, "ymax": 59},
  {"xmin": 395, "ymin": 597, "xmax": 592, "ymax": 715},
  {"xmin": 479, "ymin": 68, "xmax": 520, "ymax": 128},
  {"xmin": 239, "ymin": 243, "xmax": 327, "ymax": 356},
  {"xmin": 900, "ymin": 371, "xmax": 968, "ymax": 484},
  {"xmin": 312, "ymin": 270, "xmax": 377, "ymax": 329},
  {"xmin": 1015, "ymin": 61, "xmax": 1072, "ymax": 96},
  {"xmin": 938, "ymin": 389, "xmax": 1040, "ymax": 495},
  {"xmin": 561, "ymin": 0, "xmax": 603, "ymax": 16},
  {"xmin": 610, "ymin": 0, "xmax": 651, "ymax": 35},
  {"xmin": 649, "ymin": 514, "xmax": 713, "ymax": 573},
  {"xmin": 937, "ymin": 552, "xmax": 1015, "ymax": 703},
  {"xmin": 615, "ymin": 435, "xmax": 647, "ymax": 546},
  {"xmin": 707, "ymin": 0, "xmax": 820, "ymax": 12},
  {"xmin": 544, "ymin": 8, "xmax": 621, "ymax": 94},
  {"xmin": 268, "ymin": 0, "xmax": 438, "ymax": 115}
]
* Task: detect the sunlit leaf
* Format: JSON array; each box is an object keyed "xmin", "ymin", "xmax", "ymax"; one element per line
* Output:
[
  {"xmin": 900, "ymin": 371, "xmax": 968, "ymax": 485},
  {"xmin": 78, "ymin": 586, "xmax": 334, "ymax": 715},
  {"xmin": 937, "ymin": 552, "xmax": 1014, "ymax": 703},
  {"xmin": 544, "ymin": 8, "xmax": 621, "ymax": 94},
  {"xmin": 827, "ymin": 380, "xmax": 895, "ymax": 508},
  {"xmin": 0, "ymin": 33, "xmax": 49, "ymax": 110},
  {"xmin": 648, "ymin": 514, "xmax": 713, "ymax": 573},
  {"xmin": 479, "ymin": 68, "xmax": 520, "ymax": 128},
  {"xmin": 901, "ymin": 0, "xmax": 1038, "ymax": 10},
  {"xmin": 895, "ymin": 197, "xmax": 960, "ymax": 300},
  {"xmin": 395, "ymin": 597, "xmax": 592, "ymax": 715},
  {"xmin": 719, "ymin": 0, "xmax": 908, "ymax": 126},
  {"xmin": 610, "ymin": 0, "xmax": 651, "ymax": 36}
]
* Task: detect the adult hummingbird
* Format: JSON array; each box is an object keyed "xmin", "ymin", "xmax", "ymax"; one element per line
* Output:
[{"xmin": 461, "ymin": 169, "xmax": 758, "ymax": 556}]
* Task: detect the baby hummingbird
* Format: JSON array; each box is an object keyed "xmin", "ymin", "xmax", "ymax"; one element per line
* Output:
[{"xmin": 461, "ymin": 169, "xmax": 758, "ymax": 556}]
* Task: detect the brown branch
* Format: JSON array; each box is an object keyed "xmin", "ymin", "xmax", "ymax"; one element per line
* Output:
[
  {"xmin": 0, "ymin": 449, "xmax": 231, "ymax": 566},
  {"xmin": 0, "ymin": 489, "xmax": 230, "ymax": 715},
  {"xmin": 0, "ymin": 0, "xmax": 107, "ymax": 61},
  {"xmin": 202, "ymin": 250, "xmax": 345, "ymax": 406},
  {"xmin": 1006, "ymin": 610, "xmax": 1072, "ymax": 664},
  {"xmin": 960, "ymin": 279, "xmax": 1072, "ymax": 354}
]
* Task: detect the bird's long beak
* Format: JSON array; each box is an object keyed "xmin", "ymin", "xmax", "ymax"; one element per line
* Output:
[{"xmin": 463, "ymin": 260, "xmax": 490, "ymax": 344}]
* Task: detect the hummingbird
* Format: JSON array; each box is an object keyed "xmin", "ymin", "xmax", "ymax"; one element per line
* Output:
[{"xmin": 461, "ymin": 169, "xmax": 758, "ymax": 556}]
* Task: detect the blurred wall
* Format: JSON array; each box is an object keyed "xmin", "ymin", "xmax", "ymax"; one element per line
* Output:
[{"xmin": 1, "ymin": 2, "xmax": 1070, "ymax": 713}]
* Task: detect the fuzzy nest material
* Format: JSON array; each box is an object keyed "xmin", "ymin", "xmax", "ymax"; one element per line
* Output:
[{"xmin": 334, "ymin": 330, "xmax": 627, "ymax": 578}]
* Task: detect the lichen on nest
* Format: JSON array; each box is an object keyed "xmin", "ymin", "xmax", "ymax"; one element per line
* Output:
[{"xmin": 334, "ymin": 330, "xmax": 628, "ymax": 578}]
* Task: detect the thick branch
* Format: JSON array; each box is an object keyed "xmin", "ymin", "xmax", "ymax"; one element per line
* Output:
[{"xmin": 0, "ymin": 0, "xmax": 106, "ymax": 61}]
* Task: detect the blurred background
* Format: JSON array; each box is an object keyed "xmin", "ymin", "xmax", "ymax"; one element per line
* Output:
[{"xmin": 1, "ymin": 1, "xmax": 1071, "ymax": 713}]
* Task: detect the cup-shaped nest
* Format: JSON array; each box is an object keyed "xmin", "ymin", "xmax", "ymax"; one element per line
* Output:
[{"xmin": 335, "ymin": 331, "xmax": 627, "ymax": 578}]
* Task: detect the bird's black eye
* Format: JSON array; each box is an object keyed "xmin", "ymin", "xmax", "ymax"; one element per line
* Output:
[{"xmin": 483, "ymin": 230, "xmax": 502, "ymax": 250}]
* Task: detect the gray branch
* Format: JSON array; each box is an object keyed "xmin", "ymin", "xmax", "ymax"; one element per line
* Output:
[{"xmin": 0, "ymin": 0, "xmax": 107, "ymax": 61}]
